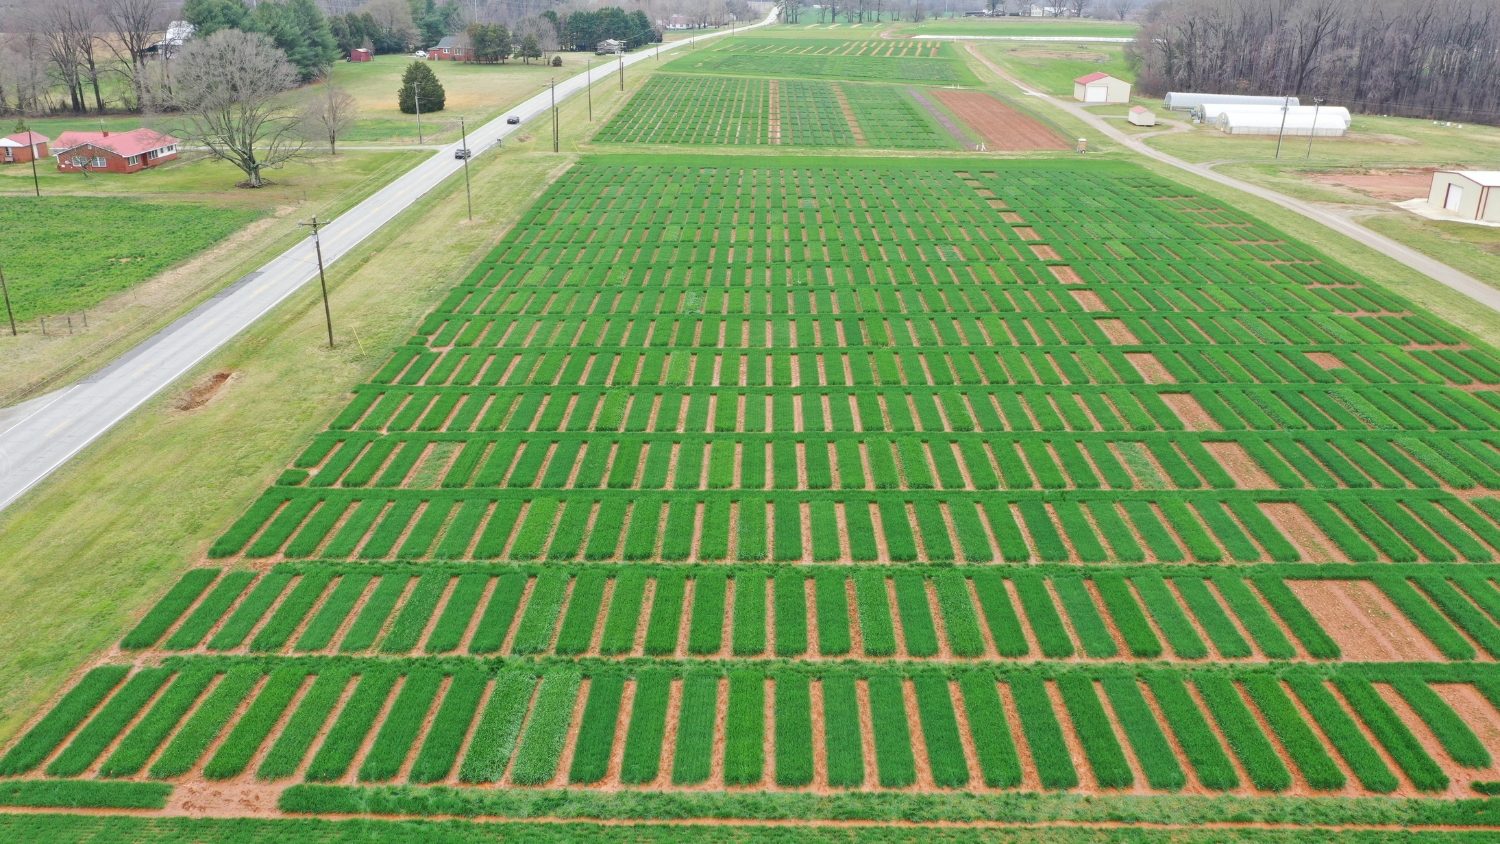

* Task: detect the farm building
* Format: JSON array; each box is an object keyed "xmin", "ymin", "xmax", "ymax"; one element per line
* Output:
[
  {"xmin": 597, "ymin": 39, "xmax": 626, "ymax": 55},
  {"xmin": 1073, "ymin": 72, "xmax": 1130, "ymax": 104},
  {"xmin": 1128, "ymin": 106, "xmax": 1156, "ymax": 126},
  {"xmin": 53, "ymin": 128, "xmax": 179, "ymax": 174},
  {"xmin": 1216, "ymin": 110, "xmax": 1348, "ymax": 136},
  {"xmin": 0, "ymin": 131, "xmax": 48, "ymax": 164},
  {"xmin": 428, "ymin": 35, "xmax": 468, "ymax": 60},
  {"xmin": 1428, "ymin": 171, "xmax": 1500, "ymax": 222},
  {"xmin": 1163, "ymin": 92, "xmax": 1299, "ymax": 112},
  {"xmin": 1194, "ymin": 103, "xmax": 1351, "ymax": 126},
  {"xmin": 350, "ymin": 47, "xmax": 372, "ymax": 61}
]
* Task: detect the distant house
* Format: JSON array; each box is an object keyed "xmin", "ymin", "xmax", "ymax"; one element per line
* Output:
[
  {"xmin": 1128, "ymin": 106, "xmax": 1156, "ymax": 126},
  {"xmin": 0, "ymin": 132, "xmax": 48, "ymax": 164},
  {"xmin": 1073, "ymin": 72, "xmax": 1131, "ymax": 104},
  {"xmin": 663, "ymin": 15, "xmax": 692, "ymax": 29},
  {"xmin": 145, "ymin": 21, "xmax": 195, "ymax": 59},
  {"xmin": 350, "ymin": 47, "xmax": 372, "ymax": 61},
  {"xmin": 53, "ymin": 128, "xmax": 179, "ymax": 174},
  {"xmin": 596, "ymin": 38, "xmax": 626, "ymax": 55},
  {"xmin": 428, "ymin": 35, "xmax": 468, "ymax": 60},
  {"xmin": 1428, "ymin": 171, "xmax": 1500, "ymax": 222}
]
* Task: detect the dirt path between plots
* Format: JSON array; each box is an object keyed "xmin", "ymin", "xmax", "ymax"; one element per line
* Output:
[
  {"xmin": 829, "ymin": 84, "xmax": 869, "ymax": 147},
  {"xmin": 930, "ymin": 89, "xmax": 1070, "ymax": 151}
]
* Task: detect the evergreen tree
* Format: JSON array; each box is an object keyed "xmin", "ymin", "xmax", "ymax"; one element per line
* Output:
[
  {"xmin": 182, "ymin": 0, "xmax": 251, "ymax": 36},
  {"xmin": 519, "ymin": 34, "xmax": 541, "ymax": 64},
  {"xmin": 398, "ymin": 61, "xmax": 445, "ymax": 113}
]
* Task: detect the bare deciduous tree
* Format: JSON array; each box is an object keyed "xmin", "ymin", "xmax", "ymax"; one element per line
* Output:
[
  {"xmin": 1107, "ymin": 0, "xmax": 1139, "ymax": 20},
  {"xmin": 1132, "ymin": 0, "xmax": 1500, "ymax": 124},
  {"xmin": 174, "ymin": 29, "xmax": 303, "ymax": 188},
  {"xmin": 103, "ymin": 0, "xmax": 163, "ymax": 110},
  {"xmin": 303, "ymin": 71, "xmax": 358, "ymax": 154}
]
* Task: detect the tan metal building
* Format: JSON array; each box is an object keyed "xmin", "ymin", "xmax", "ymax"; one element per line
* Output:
[
  {"xmin": 1428, "ymin": 171, "xmax": 1500, "ymax": 222},
  {"xmin": 1073, "ymin": 72, "xmax": 1131, "ymax": 104}
]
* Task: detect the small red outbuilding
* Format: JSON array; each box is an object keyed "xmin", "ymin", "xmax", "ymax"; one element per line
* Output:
[
  {"xmin": 350, "ymin": 47, "xmax": 372, "ymax": 61},
  {"xmin": 53, "ymin": 128, "xmax": 179, "ymax": 174},
  {"xmin": 0, "ymin": 131, "xmax": 48, "ymax": 164}
]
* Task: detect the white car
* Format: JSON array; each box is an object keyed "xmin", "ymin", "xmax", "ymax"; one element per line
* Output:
[{"xmin": 413, "ymin": 50, "xmax": 428, "ymax": 58}]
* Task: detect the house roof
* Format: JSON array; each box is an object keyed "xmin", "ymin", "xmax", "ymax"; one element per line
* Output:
[
  {"xmin": 1074, "ymin": 72, "xmax": 1115, "ymax": 84},
  {"xmin": 0, "ymin": 132, "xmax": 49, "ymax": 146},
  {"xmin": 434, "ymin": 36, "xmax": 459, "ymax": 49},
  {"xmin": 1441, "ymin": 171, "xmax": 1500, "ymax": 188},
  {"xmin": 53, "ymin": 128, "xmax": 178, "ymax": 158},
  {"xmin": 1130, "ymin": 106, "xmax": 1150, "ymax": 113}
]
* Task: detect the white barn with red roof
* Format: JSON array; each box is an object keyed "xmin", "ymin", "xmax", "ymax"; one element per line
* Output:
[
  {"xmin": 1, "ymin": 131, "xmax": 48, "ymax": 164},
  {"xmin": 1073, "ymin": 72, "xmax": 1131, "ymax": 104},
  {"xmin": 53, "ymin": 128, "xmax": 179, "ymax": 174}
]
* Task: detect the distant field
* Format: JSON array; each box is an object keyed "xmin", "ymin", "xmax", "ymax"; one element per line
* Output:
[
  {"xmin": 892, "ymin": 19, "xmax": 1140, "ymax": 38},
  {"xmin": 0, "ymin": 198, "xmax": 260, "ymax": 320},
  {"xmin": 595, "ymin": 74, "xmax": 952, "ymax": 148},
  {"xmin": 663, "ymin": 38, "xmax": 981, "ymax": 85},
  {"xmin": 977, "ymin": 42, "xmax": 1134, "ymax": 97}
]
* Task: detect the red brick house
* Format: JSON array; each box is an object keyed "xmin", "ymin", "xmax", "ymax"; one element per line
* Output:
[
  {"xmin": 0, "ymin": 132, "xmax": 48, "ymax": 164},
  {"xmin": 53, "ymin": 128, "xmax": 179, "ymax": 174},
  {"xmin": 427, "ymin": 35, "xmax": 468, "ymax": 60}
]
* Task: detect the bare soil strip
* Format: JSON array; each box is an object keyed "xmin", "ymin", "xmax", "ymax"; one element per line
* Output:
[
  {"xmin": 1158, "ymin": 393, "xmax": 1221, "ymax": 431},
  {"xmin": 829, "ymin": 84, "xmax": 869, "ymax": 147},
  {"xmin": 1287, "ymin": 579, "xmax": 1444, "ymax": 662},
  {"xmin": 931, "ymin": 89, "xmax": 1070, "ymax": 151},
  {"xmin": 1203, "ymin": 441, "xmax": 1275, "ymax": 489},
  {"xmin": 1260, "ymin": 502, "xmax": 1347, "ymax": 563},
  {"xmin": 1374, "ymin": 682, "xmax": 1476, "ymax": 796},
  {"xmin": 1433, "ymin": 683, "xmax": 1500, "ymax": 780},
  {"xmin": 1124, "ymin": 352, "xmax": 1174, "ymax": 383}
]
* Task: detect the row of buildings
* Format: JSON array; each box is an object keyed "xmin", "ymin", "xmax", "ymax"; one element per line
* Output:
[{"xmin": 0, "ymin": 128, "xmax": 179, "ymax": 174}]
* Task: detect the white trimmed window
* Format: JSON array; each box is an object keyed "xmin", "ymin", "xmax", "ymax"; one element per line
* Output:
[
  {"xmin": 127, "ymin": 155, "xmax": 140, "ymax": 165},
  {"xmin": 91, "ymin": 156, "xmax": 107, "ymax": 168}
]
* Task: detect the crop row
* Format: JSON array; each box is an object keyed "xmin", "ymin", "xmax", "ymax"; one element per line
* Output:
[
  {"xmin": 120, "ymin": 564, "xmax": 1366, "ymax": 661},
  {"xmin": 8, "ymin": 661, "xmax": 1491, "ymax": 795},
  {"xmin": 424, "ymin": 279, "xmax": 1399, "ymax": 323},
  {"xmin": 328, "ymin": 386, "xmax": 1500, "ymax": 443}
]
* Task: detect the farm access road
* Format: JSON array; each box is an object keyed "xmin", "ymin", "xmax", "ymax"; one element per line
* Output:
[
  {"xmin": 962, "ymin": 43, "xmax": 1500, "ymax": 317},
  {"xmin": 0, "ymin": 8, "xmax": 779, "ymax": 516}
]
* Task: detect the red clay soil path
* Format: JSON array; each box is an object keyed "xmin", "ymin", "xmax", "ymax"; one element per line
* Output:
[{"xmin": 931, "ymin": 90, "xmax": 1070, "ymax": 152}]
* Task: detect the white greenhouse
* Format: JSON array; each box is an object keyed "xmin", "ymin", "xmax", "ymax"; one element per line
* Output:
[
  {"xmin": 1217, "ymin": 110, "xmax": 1349, "ymax": 136},
  {"xmin": 1193, "ymin": 104, "xmax": 1351, "ymax": 126},
  {"xmin": 1163, "ymin": 92, "xmax": 1299, "ymax": 112}
]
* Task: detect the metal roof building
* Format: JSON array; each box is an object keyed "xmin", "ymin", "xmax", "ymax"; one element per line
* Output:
[{"xmin": 1163, "ymin": 92, "xmax": 1299, "ymax": 111}]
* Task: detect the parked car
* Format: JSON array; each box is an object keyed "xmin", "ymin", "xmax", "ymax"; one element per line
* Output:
[
  {"xmin": 414, "ymin": 50, "xmax": 427, "ymax": 58},
  {"xmin": 506, "ymin": 115, "xmax": 521, "ymax": 125},
  {"xmin": 454, "ymin": 148, "xmax": 472, "ymax": 159}
]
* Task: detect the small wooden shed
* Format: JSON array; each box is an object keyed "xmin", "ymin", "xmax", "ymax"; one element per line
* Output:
[{"xmin": 1128, "ymin": 106, "xmax": 1156, "ymax": 126}]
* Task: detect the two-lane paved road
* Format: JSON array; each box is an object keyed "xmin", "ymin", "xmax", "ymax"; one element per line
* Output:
[{"xmin": 0, "ymin": 10, "xmax": 778, "ymax": 514}]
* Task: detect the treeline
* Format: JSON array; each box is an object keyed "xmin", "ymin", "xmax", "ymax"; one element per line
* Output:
[
  {"xmin": 1131, "ymin": 0, "xmax": 1500, "ymax": 124},
  {"xmin": 555, "ymin": 8, "xmax": 659, "ymax": 51},
  {"xmin": 324, "ymin": 0, "xmax": 464, "ymax": 56}
]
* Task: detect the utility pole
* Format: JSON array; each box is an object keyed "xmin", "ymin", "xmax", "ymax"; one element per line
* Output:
[
  {"xmin": 1274, "ymin": 94, "xmax": 1291, "ymax": 158},
  {"xmin": 0, "ymin": 265, "xmax": 16, "ymax": 337},
  {"xmin": 619, "ymin": 50, "xmax": 625, "ymax": 91},
  {"xmin": 587, "ymin": 58, "xmax": 592, "ymax": 120},
  {"xmin": 22, "ymin": 128, "xmax": 39, "ymax": 197},
  {"xmin": 459, "ymin": 116, "xmax": 473, "ymax": 220},
  {"xmin": 1305, "ymin": 97, "xmax": 1324, "ymax": 159},
  {"xmin": 413, "ymin": 80, "xmax": 424, "ymax": 144},
  {"xmin": 298, "ymin": 216, "xmax": 335, "ymax": 349},
  {"xmin": 551, "ymin": 77, "xmax": 559, "ymax": 152}
]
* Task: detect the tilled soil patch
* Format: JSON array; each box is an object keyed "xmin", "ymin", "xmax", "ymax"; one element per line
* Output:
[{"xmin": 931, "ymin": 89, "xmax": 1070, "ymax": 151}]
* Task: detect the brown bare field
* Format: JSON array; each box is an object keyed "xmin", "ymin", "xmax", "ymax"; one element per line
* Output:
[
  {"xmin": 931, "ymin": 90, "xmax": 1070, "ymax": 151},
  {"xmin": 1307, "ymin": 169, "xmax": 1436, "ymax": 201},
  {"xmin": 1288, "ymin": 579, "xmax": 1444, "ymax": 661},
  {"xmin": 1124, "ymin": 352, "xmax": 1173, "ymax": 383}
]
